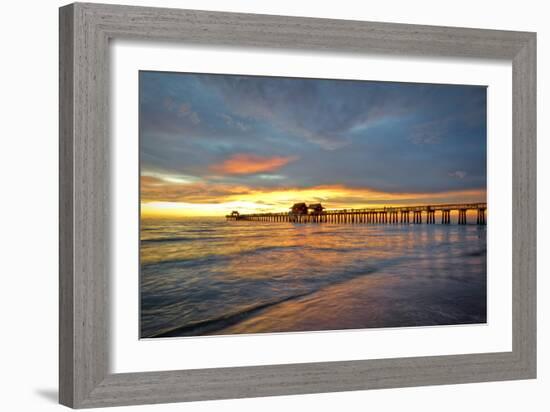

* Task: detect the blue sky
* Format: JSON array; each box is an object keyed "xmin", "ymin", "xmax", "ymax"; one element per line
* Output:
[{"xmin": 139, "ymin": 71, "xmax": 486, "ymax": 216}]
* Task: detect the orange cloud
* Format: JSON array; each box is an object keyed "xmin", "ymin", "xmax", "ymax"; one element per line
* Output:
[{"xmin": 210, "ymin": 154, "xmax": 297, "ymax": 175}]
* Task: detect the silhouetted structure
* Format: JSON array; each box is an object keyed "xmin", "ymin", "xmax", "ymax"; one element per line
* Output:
[
  {"xmin": 308, "ymin": 203, "xmax": 325, "ymax": 214},
  {"xmin": 226, "ymin": 202, "xmax": 487, "ymax": 225},
  {"xmin": 290, "ymin": 203, "xmax": 308, "ymax": 215}
]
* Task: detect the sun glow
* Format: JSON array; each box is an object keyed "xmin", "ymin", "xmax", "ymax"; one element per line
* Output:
[
  {"xmin": 141, "ymin": 183, "xmax": 486, "ymax": 218},
  {"xmin": 141, "ymin": 201, "xmax": 267, "ymax": 218}
]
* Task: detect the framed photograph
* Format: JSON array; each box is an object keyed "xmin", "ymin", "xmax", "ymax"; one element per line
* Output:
[{"xmin": 59, "ymin": 2, "xmax": 536, "ymax": 408}]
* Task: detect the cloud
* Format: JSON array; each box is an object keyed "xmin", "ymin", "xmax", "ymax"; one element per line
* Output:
[
  {"xmin": 408, "ymin": 118, "xmax": 451, "ymax": 145},
  {"xmin": 219, "ymin": 113, "xmax": 249, "ymax": 131},
  {"xmin": 177, "ymin": 103, "xmax": 200, "ymax": 125},
  {"xmin": 139, "ymin": 72, "xmax": 487, "ymax": 195},
  {"xmin": 141, "ymin": 170, "xmax": 200, "ymax": 184},
  {"xmin": 449, "ymin": 170, "xmax": 467, "ymax": 179},
  {"xmin": 409, "ymin": 127, "xmax": 442, "ymax": 145},
  {"xmin": 199, "ymin": 75, "xmax": 414, "ymax": 150},
  {"xmin": 210, "ymin": 154, "xmax": 298, "ymax": 175},
  {"xmin": 162, "ymin": 97, "xmax": 176, "ymax": 111},
  {"xmin": 140, "ymin": 174, "xmax": 487, "ymax": 217},
  {"xmin": 141, "ymin": 175, "xmax": 254, "ymax": 204},
  {"xmin": 157, "ymin": 97, "xmax": 200, "ymax": 126}
]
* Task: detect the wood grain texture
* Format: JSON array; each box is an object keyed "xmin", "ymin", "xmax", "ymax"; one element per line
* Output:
[
  {"xmin": 59, "ymin": 2, "xmax": 537, "ymax": 408},
  {"xmin": 512, "ymin": 35, "xmax": 537, "ymax": 374},
  {"xmin": 59, "ymin": 4, "xmax": 74, "ymax": 406}
]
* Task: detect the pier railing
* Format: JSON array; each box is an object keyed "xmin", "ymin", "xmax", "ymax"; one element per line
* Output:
[{"xmin": 226, "ymin": 202, "xmax": 487, "ymax": 225}]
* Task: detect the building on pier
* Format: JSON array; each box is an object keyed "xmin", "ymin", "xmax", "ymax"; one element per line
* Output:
[
  {"xmin": 308, "ymin": 203, "xmax": 325, "ymax": 214},
  {"xmin": 290, "ymin": 203, "xmax": 308, "ymax": 215}
]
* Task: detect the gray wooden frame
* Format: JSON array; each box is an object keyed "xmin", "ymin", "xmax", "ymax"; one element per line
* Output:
[{"xmin": 59, "ymin": 2, "xmax": 536, "ymax": 408}]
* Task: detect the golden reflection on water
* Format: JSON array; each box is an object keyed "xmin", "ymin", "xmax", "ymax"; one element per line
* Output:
[{"xmin": 140, "ymin": 218, "xmax": 487, "ymax": 338}]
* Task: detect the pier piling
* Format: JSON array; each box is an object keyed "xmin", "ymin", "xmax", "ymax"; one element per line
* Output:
[{"xmin": 226, "ymin": 202, "xmax": 487, "ymax": 226}]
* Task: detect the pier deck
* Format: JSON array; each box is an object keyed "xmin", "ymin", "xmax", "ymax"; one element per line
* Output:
[{"xmin": 226, "ymin": 202, "xmax": 487, "ymax": 225}]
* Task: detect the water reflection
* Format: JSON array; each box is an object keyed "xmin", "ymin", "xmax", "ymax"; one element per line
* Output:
[{"xmin": 140, "ymin": 218, "xmax": 486, "ymax": 338}]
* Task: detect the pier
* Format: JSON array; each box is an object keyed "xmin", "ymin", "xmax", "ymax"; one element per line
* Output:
[{"xmin": 226, "ymin": 202, "xmax": 487, "ymax": 225}]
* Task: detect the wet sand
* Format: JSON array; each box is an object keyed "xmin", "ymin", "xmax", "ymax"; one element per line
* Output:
[{"xmin": 216, "ymin": 262, "xmax": 486, "ymax": 335}]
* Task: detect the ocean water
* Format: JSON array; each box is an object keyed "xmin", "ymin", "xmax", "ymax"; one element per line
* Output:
[{"xmin": 140, "ymin": 218, "xmax": 487, "ymax": 338}]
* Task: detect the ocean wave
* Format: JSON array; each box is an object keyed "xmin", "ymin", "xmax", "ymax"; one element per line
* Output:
[
  {"xmin": 142, "ymin": 243, "xmax": 368, "ymax": 270},
  {"xmin": 148, "ymin": 292, "xmax": 311, "ymax": 338},
  {"xmin": 142, "ymin": 244, "xmax": 304, "ymax": 270},
  {"xmin": 141, "ymin": 232, "xmax": 283, "ymax": 245},
  {"xmin": 141, "ymin": 236, "xmax": 219, "ymax": 244},
  {"xmin": 144, "ymin": 263, "xmax": 380, "ymax": 338},
  {"xmin": 140, "ymin": 222, "xmax": 487, "ymax": 338}
]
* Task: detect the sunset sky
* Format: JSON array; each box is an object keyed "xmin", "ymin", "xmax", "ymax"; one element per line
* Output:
[{"xmin": 140, "ymin": 71, "xmax": 487, "ymax": 218}]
